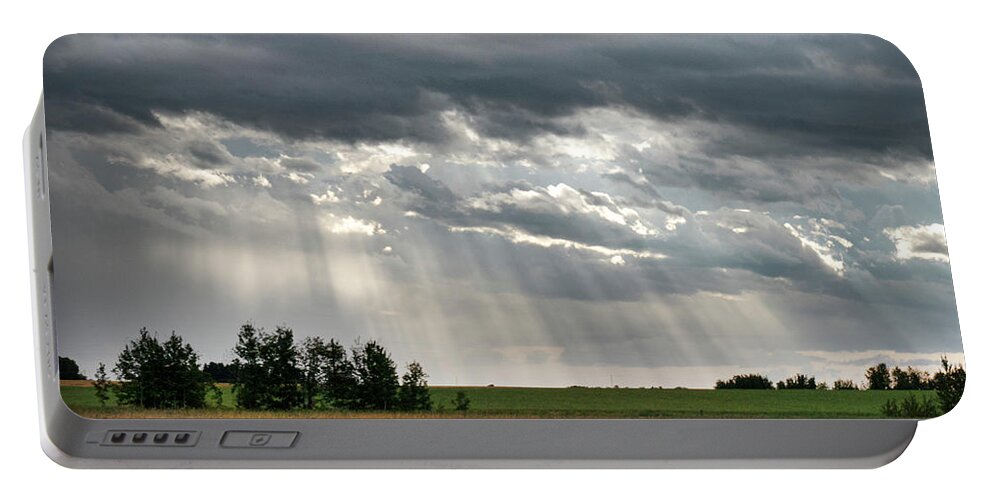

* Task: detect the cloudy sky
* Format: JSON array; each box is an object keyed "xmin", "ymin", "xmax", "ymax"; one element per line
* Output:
[{"xmin": 44, "ymin": 35, "xmax": 962, "ymax": 388}]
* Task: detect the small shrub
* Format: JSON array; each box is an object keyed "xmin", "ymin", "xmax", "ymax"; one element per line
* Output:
[
  {"xmin": 453, "ymin": 391, "xmax": 471, "ymax": 413},
  {"xmin": 207, "ymin": 384, "xmax": 225, "ymax": 408},
  {"xmin": 881, "ymin": 394, "xmax": 940, "ymax": 418},
  {"xmin": 881, "ymin": 398, "xmax": 899, "ymax": 417}
]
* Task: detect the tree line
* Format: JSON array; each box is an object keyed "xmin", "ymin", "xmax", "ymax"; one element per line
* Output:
[
  {"xmin": 714, "ymin": 358, "xmax": 966, "ymax": 417},
  {"xmin": 84, "ymin": 323, "xmax": 453, "ymax": 413},
  {"xmin": 58, "ymin": 356, "xmax": 86, "ymax": 381},
  {"xmin": 714, "ymin": 372, "xmax": 829, "ymax": 390}
]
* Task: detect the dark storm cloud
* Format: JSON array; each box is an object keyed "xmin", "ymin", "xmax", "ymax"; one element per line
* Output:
[
  {"xmin": 45, "ymin": 101, "xmax": 147, "ymax": 135},
  {"xmin": 44, "ymin": 34, "xmax": 931, "ymax": 159}
]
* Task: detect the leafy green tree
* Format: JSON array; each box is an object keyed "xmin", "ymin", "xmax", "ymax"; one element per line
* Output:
[
  {"xmin": 832, "ymin": 379, "xmax": 858, "ymax": 390},
  {"xmin": 865, "ymin": 363, "xmax": 891, "ymax": 390},
  {"xmin": 113, "ymin": 328, "xmax": 210, "ymax": 409},
  {"xmin": 232, "ymin": 323, "xmax": 302, "ymax": 410},
  {"xmin": 298, "ymin": 336, "xmax": 358, "ymax": 410},
  {"xmin": 891, "ymin": 366, "xmax": 932, "ymax": 390},
  {"xmin": 264, "ymin": 326, "xmax": 303, "ymax": 409},
  {"xmin": 890, "ymin": 366, "xmax": 909, "ymax": 390},
  {"xmin": 909, "ymin": 368, "xmax": 933, "ymax": 390},
  {"xmin": 398, "ymin": 362, "xmax": 433, "ymax": 411},
  {"xmin": 352, "ymin": 340, "xmax": 399, "ymax": 410},
  {"xmin": 58, "ymin": 356, "xmax": 86, "ymax": 380},
  {"xmin": 299, "ymin": 337, "xmax": 330, "ymax": 409},
  {"xmin": 232, "ymin": 323, "xmax": 266, "ymax": 409},
  {"xmin": 932, "ymin": 355, "xmax": 966, "ymax": 414},
  {"xmin": 714, "ymin": 374, "xmax": 774, "ymax": 389},
  {"xmin": 319, "ymin": 338, "xmax": 356, "ymax": 409},
  {"xmin": 453, "ymin": 390, "xmax": 471, "ymax": 414},
  {"xmin": 92, "ymin": 362, "xmax": 111, "ymax": 407}
]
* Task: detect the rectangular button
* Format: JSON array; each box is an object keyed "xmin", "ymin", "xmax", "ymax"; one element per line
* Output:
[{"xmin": 220, "ymin": 431, "xmax": 298, "ymax": 448}]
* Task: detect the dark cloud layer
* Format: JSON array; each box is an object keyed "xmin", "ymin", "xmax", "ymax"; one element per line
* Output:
[{"xmin": 45, "ymin": 34, "xmax": 931, "ymax": 158}]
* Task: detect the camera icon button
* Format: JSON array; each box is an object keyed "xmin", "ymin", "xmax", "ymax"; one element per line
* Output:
[{"xmin": 220, "ymin": 431, "xmax": 298, "ymax": 448}]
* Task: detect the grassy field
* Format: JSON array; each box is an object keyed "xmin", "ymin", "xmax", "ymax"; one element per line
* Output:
[{"xmin": 59, "ymin": 381, "xmax": 928, "ymax": 419}]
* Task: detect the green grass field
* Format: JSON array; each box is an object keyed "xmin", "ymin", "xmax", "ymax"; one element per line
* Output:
[{"xmin": 60, "ymin": 382, "xmax": 929, "ymax": 419}]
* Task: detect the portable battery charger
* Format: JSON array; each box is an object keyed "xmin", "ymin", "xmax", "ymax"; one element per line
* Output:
[{"xmin": 26, "ymin": 34, "xmax": 965, "ymax": 468}]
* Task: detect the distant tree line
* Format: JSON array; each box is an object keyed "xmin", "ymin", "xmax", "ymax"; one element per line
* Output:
[
  {"xmin": 864, "ymin": 363, "xmax": 935, "ymax": 391},
  {"xmin": 85, "ymin": 323, "xmax": 440, "ymax": 413},
  {"xmin": 58, "ymin": 356, "xmax": 86, "ymax": 380},
  {"xmin": 202, "ymin": 362, "xmax": 236, "ymax": 383},
  {"xmin": 776, "ymin": 373, "xmax": 819, "ymax": 390},
  {"xmin": 713, "ymin": 373, "xmax": 824, "ymax": 390},
  {"xmin": 714, "ymin": 357, "xmax": 966, "ymax": 417},
  {"xmin": 714, "ymin": 373, "xmax": 774, "ymax": 390}
]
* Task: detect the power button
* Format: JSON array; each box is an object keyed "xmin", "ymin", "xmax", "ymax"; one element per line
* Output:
[{"xmin": 220, "ymin": 431, "xmax": 298, "ymax": 448}]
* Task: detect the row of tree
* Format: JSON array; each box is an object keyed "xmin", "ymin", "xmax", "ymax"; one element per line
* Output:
[
  {"xmin": 713, "ymin": 373, "xmax": 836, "ymax": 390},
  {"xmin": 714, "ymin": 373, "xmax": 829, "ymax": 390},
  {"xmin": 864, "ymin": 363, "xmax": 935, "ymax": 391},
  {"xmin": 89, "ymin": 323, "xmax": 439, "ymax": 412},
  {"xmin": 714, "ymin": 358, "xmax": 966, "ymax": 415}
]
